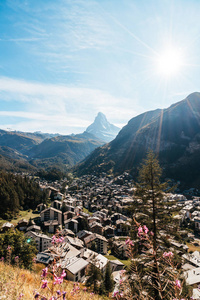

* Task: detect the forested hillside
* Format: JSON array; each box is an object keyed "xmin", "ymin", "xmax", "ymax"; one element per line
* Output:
[{"xmin": 0, "ymin": 172, "xmax": 48, "ymax": 219}]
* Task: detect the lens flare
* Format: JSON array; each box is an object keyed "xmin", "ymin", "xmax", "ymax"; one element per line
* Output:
[{"xmin": 156, "ymin": 46, "xmax": 184, "ymax": 76}]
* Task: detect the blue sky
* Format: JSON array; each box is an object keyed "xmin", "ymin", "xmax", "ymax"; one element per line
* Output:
[{"xmin": 0, "ymin": 0, "xmax": 200, "ymax": 134}]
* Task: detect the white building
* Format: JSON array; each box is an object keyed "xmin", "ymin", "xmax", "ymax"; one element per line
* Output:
[{"xmin": 25, "ymin": 231, "xmax": 52, "ymax": 252}]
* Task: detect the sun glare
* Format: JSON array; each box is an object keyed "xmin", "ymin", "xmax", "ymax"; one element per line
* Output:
[{"xmin": 156, "ymin": 47, "xmax": 184, "ymax": 76}]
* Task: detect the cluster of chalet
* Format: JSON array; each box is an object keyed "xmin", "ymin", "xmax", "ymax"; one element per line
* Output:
[
  {"xmin": 162, "ymin": 192, "xmax": 200, "ymax": 299},
  {"xmin": 178, "ymin": 195, "xmax": 200, "ymax": 231},
  {"xmin": 24, "ymin": 174, "xmax": 134, "ymax": 257},
  {"xmin": 35, "ymin": 230, "xmax": 124, "ymax": 283},
  {"xmin": 3, "ymin": 173, "xmax": 200, "ymax": 299},
  {"xmin": 1, "ymin": 174, "xmax": 135, "ymax": 287}
]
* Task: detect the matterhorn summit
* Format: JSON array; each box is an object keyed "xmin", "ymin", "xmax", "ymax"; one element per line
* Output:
[{"xmin": 86, "ymin": 112, "xmax": 120, "ymax": 142}]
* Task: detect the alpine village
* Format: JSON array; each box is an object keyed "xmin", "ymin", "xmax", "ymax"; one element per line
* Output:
[
  {"xmin": 1, "ymin": 94, "xmax": 200, "ymax": 299},
  {"xmin": 2, "ymin": 1, "xmax": 200, "ymax": 299}
]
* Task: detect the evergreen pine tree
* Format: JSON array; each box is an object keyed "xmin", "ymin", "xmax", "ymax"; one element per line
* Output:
[
  {"xmin": 128, "ymin": 150, "xmax": 183, "ymax": 300},
  {"xmin": 86, "ymin": 256, "xmax": 102, "ymax": 293},
  {"xmin": 131, "ymin": 150, "xmax": 179, "ymax": 246}
]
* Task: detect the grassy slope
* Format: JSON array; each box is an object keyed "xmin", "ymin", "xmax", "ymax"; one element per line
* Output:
[
  {"xmin": 104, "ymin": 254, "xmax": 131, "ymax": 268},
  {"xmin": 104, "ymin": 250, "xmax": 131, "ymax": 267},
  {"xmin": 186, "ymin": 242, "xmax": 200, "ymax": 252},
  {"xmin": 0, "ymin": 262, "xmax": 106, "ymax": 300},
  {"xmin": 0, "ymin": 210, "xmax": 40, "ymax": 227},
  {"xmin": 10, "ymin": 210, "xmax": 40, "ymax": 225}
]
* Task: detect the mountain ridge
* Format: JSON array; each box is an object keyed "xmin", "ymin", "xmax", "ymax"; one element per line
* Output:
[
  {"xmin": 75, "ymin": 92, "xmax": 200, "ymax": 189},
  {"xmin": 0, "ymin": 122, "xmax": 105, "ymax": 172}
]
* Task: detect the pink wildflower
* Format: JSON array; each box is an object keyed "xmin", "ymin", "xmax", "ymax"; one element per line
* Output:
[
  {"xmin": 143, "ymin": 225, "xmax": 149, "ymax": 234},
  {"xmin": 51, "ymin": 235, "xmax": 56, "ymax": 244},
  {"xmin": 174, "ymin": 279, "xmax": 181, "ymax": 289},
  {"xmin": 62, "ymin": 291, "xmax": 67, "ymax": 300},
  {"xmin": 41, "ymin": 279, "xmax": 48, "ymax": 289},
  {"xmin": 129, "ymin": 240, "xmax": 134, "ymax": 246},
  {"xmin": 34, "ymin": 292, "xmax": 40, "ymax": 299},
  {"xmin": 163, "ymin": 251, "xmax": 174, "ymax": 258},
  {"xmin": 125, "ymin": 239, "xmax": 134, "ymax": 246},
  {"xmin": 52, "ymin": 235, "xmax": 64, "ymax": 245},
  {"xmin": 113, "ymin": 291, "xmax": 119, "ymax": 297},
  {"xmin": 61, "ymin": 269, "xmax": 66, "ymax": 278},
  {"xmin": 54, "ymin": 275, "xmax": 63, "ymax": 285},
  {"xmin": 138, "ymin": 225, "xmax": 149, "ymax": 237},
  {"xmin": 41, "ymin": 267, "xmax": 48, "ymax": 278},
  {"xmin": 138, "ymin": 226, "xmax": 143, "ymax": 236}
]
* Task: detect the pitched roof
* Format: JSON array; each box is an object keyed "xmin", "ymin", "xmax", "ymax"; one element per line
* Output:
[
  {"xmin": 64, "ymin": 258, "xmax": 88, "ymax": 274},
  {"xmin": 65, "ymin": 236, "xmax": 84, "ymax": 248},
  {"xmin": 110, "ymin": 260, "xmax": 124, "ymax": 266},
  {"xmin": 64, "ymin": 218, "xmax": 78, "ymax": 225},
  {"xmin": 26, "ymin": 225, "xmax": 41, "ymax": 231},
  {"xmin": 2, "ymin": 222, "xmax": 14, "ymax": 228},
  {"xmin": 25, "ymin": 231, "xmax": 52, "ymax": 240},
  {"xmin": 84, "ymin": 233, "xmax": 107, "ymax": 244},
  {"xmin": 41, "ymin": 207, "xmax": 62, "ymax": 214}
]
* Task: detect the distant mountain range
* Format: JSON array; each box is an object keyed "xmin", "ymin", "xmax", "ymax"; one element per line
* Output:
[
  {"xmin": 3, "ymin": 93, "xmax": 200, "ymax": 190},
  {"xmin": 76, "ymin": 92, "xmax": 200, "ymax": 190},
  {"xmin": 0, "ymin": 113, "xmax": 119, "ymax": 172}
]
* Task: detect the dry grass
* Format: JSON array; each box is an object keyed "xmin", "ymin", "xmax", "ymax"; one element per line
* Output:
[
  {"xmin": 0, "ymin": 262, "xmax": 106, "ymax": 300},
  {"xmin": 186, "ymin": 242, "xmax": 200, "ymax": 252}
]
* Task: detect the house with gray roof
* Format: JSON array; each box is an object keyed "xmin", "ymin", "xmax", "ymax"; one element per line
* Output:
[
  {"xmin": 61, "ymin": 257, "xmax": 88, "ymax": 282},
  {"xmin": 84, "ymin": 233, "xmax": 108, "ymax": 254}
]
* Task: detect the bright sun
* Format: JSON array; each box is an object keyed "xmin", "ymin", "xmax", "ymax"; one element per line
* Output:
[{"xmin": 156, "ymin": 47, "xmax": 184, "ymax": 76}]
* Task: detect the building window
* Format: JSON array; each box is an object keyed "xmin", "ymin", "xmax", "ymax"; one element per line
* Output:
[
  {"xmin": 44, "ymin": 211, "xmax": 50, "ymax": 221},
  {"xmin": 54, "ymin": 211, "xmax": 58, "ymax": 220}
]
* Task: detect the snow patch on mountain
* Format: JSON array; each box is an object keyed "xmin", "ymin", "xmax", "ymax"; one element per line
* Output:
[{"xmin": 86, "ymin": 112, "xmax": 120, "ymax": 143}]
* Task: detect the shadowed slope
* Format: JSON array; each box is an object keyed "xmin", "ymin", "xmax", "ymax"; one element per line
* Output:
[{"xmin": 76, "ymin": 92, "xmax": 200, "ymax": 189}]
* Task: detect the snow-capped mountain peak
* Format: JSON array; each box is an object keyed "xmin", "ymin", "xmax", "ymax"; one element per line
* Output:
[{"xmin": 86, "ymin": 112, "xmax": 120, "ymax": 143}]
